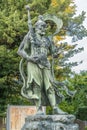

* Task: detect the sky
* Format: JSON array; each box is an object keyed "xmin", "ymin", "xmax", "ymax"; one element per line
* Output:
[{"xmin": 67, "ymin": 0, "xmax": 87, "ymax": 73}]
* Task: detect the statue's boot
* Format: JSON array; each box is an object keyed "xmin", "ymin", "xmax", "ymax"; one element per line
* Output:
[
  {"xmin": 47, "ymin": 90, "xmax": 67, "ymax": 115},
  {"xmin": 53, "ymin": 106, "xmax": 68, "ymax": 115}
]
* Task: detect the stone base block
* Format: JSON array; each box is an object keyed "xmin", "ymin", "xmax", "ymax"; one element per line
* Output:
[{"xmin": 21, "ymin": 114, "xmax": 79, "ymax": 130}]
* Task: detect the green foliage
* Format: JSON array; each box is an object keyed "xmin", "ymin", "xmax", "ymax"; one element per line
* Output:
[
  {"xmin": 0, "ymin": 44, "xmax": 29, "ymax": 114},
  {"xmin": 71, "ymin": 71, "xmax": 87, "ymax": 108},
  {"xmin": 0, "ymin": 0, "xmax": 28, "ymax": 45},
  {"xmin": 54, "ymin": 43, "xmax": 84, "ymax": 80},
  {"xmin": 85, "ymin": 126, "xmax": 87, "ymax": 130},
  {"xmin": 46, "ymin": 106, "xmax": 52, "ymax": 114},
  {"xmin": 76, "ymin": 106, "xmax": 87, "ymax": 120},
  {"xmin": 60, "ymin": 71, "xmax": 87, "ymax": 114}
]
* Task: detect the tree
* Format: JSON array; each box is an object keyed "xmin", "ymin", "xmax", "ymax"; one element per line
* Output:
[
  {"xmin": 0, "ymin": 0, "xmax": 87, "ymax": 115},
  {"xmin": 70, "ymin": 71, "xmax": 87, "ymax": 109},
  {"xmin": 59, "ymin": 71, "xmax": 87, "ymax": 114}
]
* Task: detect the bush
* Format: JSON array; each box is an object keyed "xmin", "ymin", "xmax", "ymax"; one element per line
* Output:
[
  {"xmin": 85, "ymin": 126, "xmax": 87, "ymax": 130},
  {"xmin": 76, "ymin": 106, "xmax": 87, "ymax": 120}
]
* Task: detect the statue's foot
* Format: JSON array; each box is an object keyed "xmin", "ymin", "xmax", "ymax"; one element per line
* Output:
[
  {"xmin": 36, "ymin": 106, "xmax": 45, "ymax": 115},
  {"xmin": 53, "ymin": 107, "xmax": 68, "ymax": 115},
  {"xmin": 36, "ymin": 110, "xmax": 45, "ymax": 115}
]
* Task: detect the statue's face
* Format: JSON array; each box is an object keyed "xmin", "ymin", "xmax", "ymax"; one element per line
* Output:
[{"xmin": 36, "ymin": 24, "xmax": 46, "ymax": 36}]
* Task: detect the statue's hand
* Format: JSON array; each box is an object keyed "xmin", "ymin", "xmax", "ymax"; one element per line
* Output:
[{"xmin": 27, "ymin": 56, "xmax": 39, "ymax": 63}]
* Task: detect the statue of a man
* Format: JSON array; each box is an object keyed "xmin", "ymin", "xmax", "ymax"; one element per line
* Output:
[{"xmin": 17, "ymin": 11, "xmax": 67, "ymax": 114}]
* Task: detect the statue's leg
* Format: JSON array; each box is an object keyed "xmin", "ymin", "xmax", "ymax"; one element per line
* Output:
[
  {"xmin": 47, "ymin": 86, "xmax": 67, "ymax": 114},
  {"xmin": 33, "ymin": 82, "xmax": 44, "ymax": 115},
  {"xmin": 47, "ymin": 87, "xmax": 56, "ymax": 107},
  {"xmin": 26, "ymin": 62, "xmax": 44, "ymax": 114},
  {"xmin": 43, "ymin": 69, "xmax": 67, "ymax": 114}
]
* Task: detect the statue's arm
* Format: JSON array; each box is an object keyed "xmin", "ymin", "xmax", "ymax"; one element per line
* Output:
[
  {"xmin": 48, "ymin": 37, "xmax": 54, "ymax": 56},
  {"xmin": 49, "ymin": 40, "xmax": 60, "ymax": 58},
  {"xmin": 17, "ymin": 34, "xmax": 30, "ymax": 60}
]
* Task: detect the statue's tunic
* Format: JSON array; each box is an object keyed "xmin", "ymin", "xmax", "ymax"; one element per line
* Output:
[
  {"xmin": 19, "ymin": 32, "xmax": 62, "ymax": 105},
  {"xmin": 26, "ymin": 35, "xmax": 55, "ymax": 103}
]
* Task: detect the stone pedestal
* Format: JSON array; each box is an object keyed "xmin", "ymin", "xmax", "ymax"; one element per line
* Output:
[{"xmin": 21, "ymin": 114, "xmax": 79, "ymax": 130}]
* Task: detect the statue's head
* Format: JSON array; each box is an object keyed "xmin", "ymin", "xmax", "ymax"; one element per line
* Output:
[{"xmin": 35, "ymin": 15, "xmax": 47, "ymax": 35}]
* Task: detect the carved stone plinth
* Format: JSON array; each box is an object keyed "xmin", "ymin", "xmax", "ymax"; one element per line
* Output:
[{"xmin": 21, "ymin": 114, "xmax": 79, "ymax": 130}]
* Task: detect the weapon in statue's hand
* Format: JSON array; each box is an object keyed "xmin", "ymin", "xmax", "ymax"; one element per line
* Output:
[{"xmin": 25, "ymin": 5, "xmax": 35, "ymax": 41}]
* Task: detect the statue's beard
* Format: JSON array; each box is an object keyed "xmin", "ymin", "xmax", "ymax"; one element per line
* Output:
[{"xmin": 37, "ymin": 30, "xmax": 46, "ymax": 36}]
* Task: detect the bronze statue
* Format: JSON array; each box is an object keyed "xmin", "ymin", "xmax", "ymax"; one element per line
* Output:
[{"xmin": 17, "ymin": 6, "xmax": 75, "ymax": 115}]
